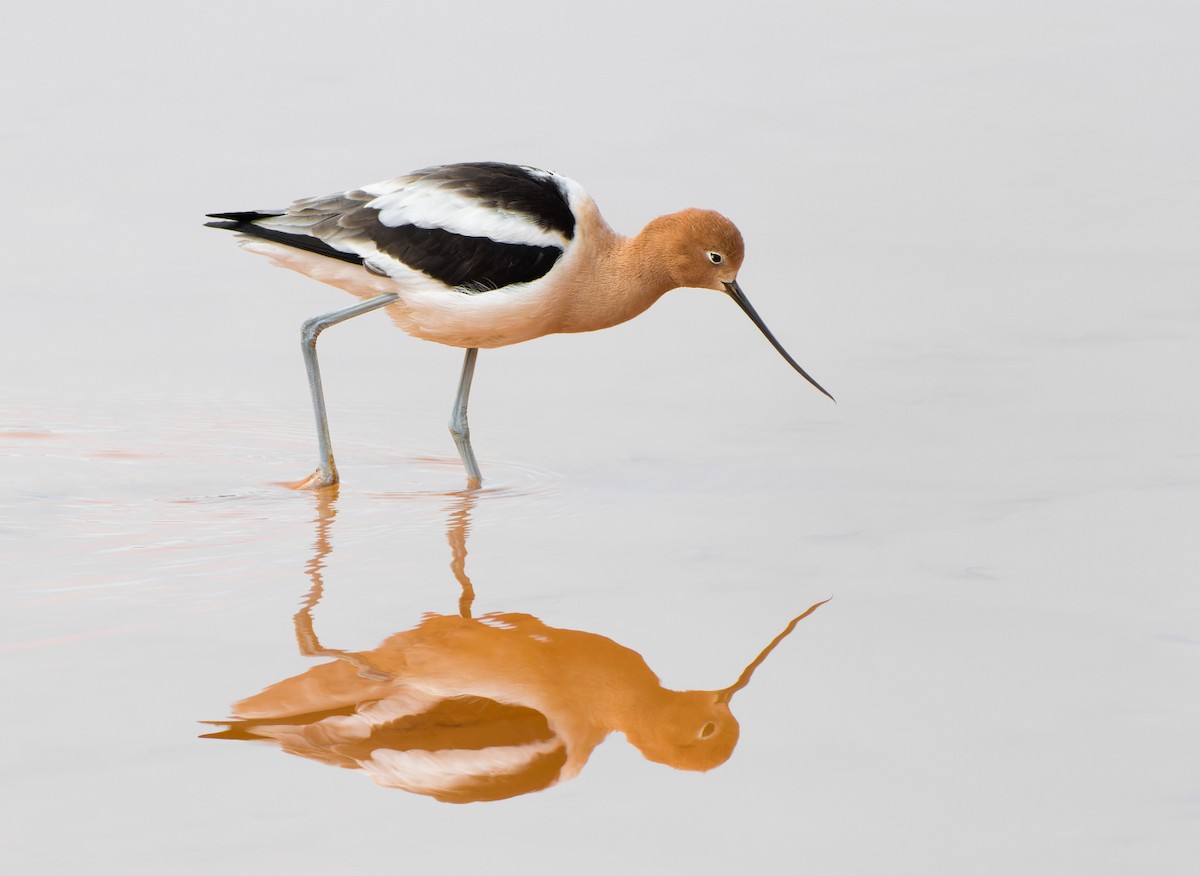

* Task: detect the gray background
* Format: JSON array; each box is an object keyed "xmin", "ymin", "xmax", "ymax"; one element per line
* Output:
[{"xmin": 2, "ymin": 1, "xmax": 1198, "ymax": 873}]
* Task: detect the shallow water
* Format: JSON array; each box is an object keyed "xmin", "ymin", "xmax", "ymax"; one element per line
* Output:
[{"xmin": 3, "ymin": 2, "xmax": 1199, "ymax": 873}]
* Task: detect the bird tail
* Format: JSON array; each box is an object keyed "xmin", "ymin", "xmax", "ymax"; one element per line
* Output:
[
  {"xmin": 203, "ymin": 210, "xmax": 284, "ymax": 231},
  {"xmin": 204, "ymin": 210, "xmax": 362, "ymax": 265}
]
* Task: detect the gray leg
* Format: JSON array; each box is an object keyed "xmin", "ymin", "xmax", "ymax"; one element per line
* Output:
[
  {"xmin": 295, "ymin": 293, "xmax": 399, "ymax": 490},
  {"xmin": 449, "ymin": 347, "xmax": 483, "ymax": 487}
]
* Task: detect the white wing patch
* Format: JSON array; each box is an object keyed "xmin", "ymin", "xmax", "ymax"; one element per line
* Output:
[
  {"xmin": 362, "ymin": 739, "xmax": 564, "ymax": 792},
  {"xmin": 478, "ymin": 615, "xmax": 518, "ymax": 630},
  {"xmin": 361, "ymin": 175, "xmax": 571, "ymax": 249}
]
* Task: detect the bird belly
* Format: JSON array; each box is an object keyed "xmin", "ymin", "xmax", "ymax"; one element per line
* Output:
[
  {"xmin": 392, "ymin": 282, "xmax": 564, "ymax": 348},
  {"xmin": 239, "ymin": 238, "xmax": 566, "ymax": 349},
  {"xmin": 238, "ymin": 238, "xmax": 402, "ymax": 298}
]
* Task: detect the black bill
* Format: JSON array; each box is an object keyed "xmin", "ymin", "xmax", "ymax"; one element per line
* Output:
[{"xmin": 724, "ymin": 280, "xmax": 835, "ymax": 402}]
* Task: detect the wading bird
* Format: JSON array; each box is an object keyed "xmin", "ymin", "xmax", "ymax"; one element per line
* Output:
[{"xmin": 206, "ymin": 162, "xmax": 833, "ymax": 488}]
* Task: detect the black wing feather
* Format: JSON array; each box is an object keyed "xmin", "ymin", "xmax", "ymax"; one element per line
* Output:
[
  {"xmin": 204, "ymin": 162, "xmax": 575, "ymax": 289},
  {"xmin": 365, "ymin": 224, "xmax": 563, "ymax": 292},
  {"xmin": 205, "ymin": 213, "xmax": 365, "ymax": 266},
  {"xmin": 418, "ymin": 162, "xmax": 576, "ymax": 240}
]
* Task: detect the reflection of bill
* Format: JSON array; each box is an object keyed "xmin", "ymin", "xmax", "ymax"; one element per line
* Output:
[{"xmin": 203, "ymin": 488, "xmax": 828, "ymax": 803}]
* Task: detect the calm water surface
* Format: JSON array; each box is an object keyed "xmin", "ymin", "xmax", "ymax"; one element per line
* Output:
[{"xmin": 3, "ymin": 2, "xmax": 1198, "ymax": 873}]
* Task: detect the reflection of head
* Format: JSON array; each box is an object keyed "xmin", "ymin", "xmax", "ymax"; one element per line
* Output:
[{"xmin": 623, "ymin": 691, "xmax": 740, "ymax": 772}]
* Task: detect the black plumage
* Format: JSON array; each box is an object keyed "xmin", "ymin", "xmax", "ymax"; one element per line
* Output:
[
  {"xmin": 415, "ymin": 162, "xmax": 576, "ymax": 240},
  {"xmin": 205, "ymin": 212, "xmax": 365, "ymax": 266},
  {"xmin": 205, "ymin": 163, "xmax": 575, "ymax": 292},
  {"xmin": 365, "ymin": 224, "xmax": 563, "ymax": 292}
]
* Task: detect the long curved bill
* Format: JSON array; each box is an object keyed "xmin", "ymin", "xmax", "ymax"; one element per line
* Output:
[
  {"xmin": 723, "ymin": 281, "xmax": 835, "ymax": 402},
  {"xmin": 716, "ymin": 597, "xmax": 832, "ymax": 704}
]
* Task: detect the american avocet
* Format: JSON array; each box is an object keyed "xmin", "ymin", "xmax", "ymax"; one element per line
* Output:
[
  {"xmin": 202, "ymin": 601, "xmax": 829, "ymax": 802},
  {"xmin": 201, "ymin": 486, "xmax": 830, "ymax": 801},
  {"xmin": 206, "ymin": 162, "xmax": 833, "ymax": 488}
]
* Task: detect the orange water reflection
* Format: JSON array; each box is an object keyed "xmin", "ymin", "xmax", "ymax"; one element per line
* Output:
[{"xmin": 204, "ymin": 489, "xmax": 827, "ymax": 803}]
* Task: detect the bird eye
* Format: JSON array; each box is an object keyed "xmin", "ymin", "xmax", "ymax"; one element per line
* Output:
[
  {"xmin": 707, "ymin": 252, "xmax": 724, "ymax": 265},
  {"xmin": 700, "ymin": 721, "xmax": 717, "ymax": 738}
]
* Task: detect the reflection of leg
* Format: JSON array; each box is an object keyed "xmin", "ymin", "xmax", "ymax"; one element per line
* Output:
[
  {"xmin": 294, "ymin": 584, "xmax": 391, "ymax": 679},
  {"xmin": 293, "ymin": 610, "xmax": 390, "ymax": 680},
  {"xmin": 291, "ymin": 482, "xmax": 390, "ymax": 679},
  {"xmin": 447, "ymin": 492, "xmax": 477, "ymax": 618},
  {"xmin": 448, "ymin": 347, "xmax": 483, "ymax": 486},
  {"xmin": 296, "ymin": 293, "xmax": 400, "ymax": 490}
]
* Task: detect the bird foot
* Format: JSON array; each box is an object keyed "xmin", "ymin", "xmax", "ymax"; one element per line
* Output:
[
  {"xmin": 354, "ymin": 664, "xmax": 393, "ymax": 682},
  {"xmin": 287, "ymin": 468, "xmax": 339, "ymax": 491}
]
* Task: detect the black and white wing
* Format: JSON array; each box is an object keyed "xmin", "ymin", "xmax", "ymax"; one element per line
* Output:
[{"xmin": 207, "ymin": 162, "xmax": 581, "ymax": 293}]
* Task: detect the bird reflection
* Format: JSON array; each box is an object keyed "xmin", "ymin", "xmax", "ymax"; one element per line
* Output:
[{"xmin": 203, "ymin": 488, "xmax": 828, "ymax": 803}]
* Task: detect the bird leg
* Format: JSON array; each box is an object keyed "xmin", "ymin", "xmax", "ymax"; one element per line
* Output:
[
  {"xmin": 294, "ymin": 293, "xmax": 400, "ymax": 490},
  {"xmin": 449, "ymin": 347, "xmax": 483, "ymax": 487}
]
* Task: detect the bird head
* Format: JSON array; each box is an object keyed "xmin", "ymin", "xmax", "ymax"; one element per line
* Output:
[
  {"xmin": 624, "ymin": 690, "xmax": 741, "ymax": 772},
  {"xmin": 653, "ymin": 208, "xmax": 835, "ymax": 402},
  {"xmin": 659, "ymin": 208, "xmax": 746, "ymax": 292}
]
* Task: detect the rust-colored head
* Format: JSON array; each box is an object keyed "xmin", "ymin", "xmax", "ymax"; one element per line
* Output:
[
  {"xmin": 644, "ymin": 209, "xmax": 835, "ymax": 401},
  {"xmin": 648, "ymin": 208, "xmax": 746, "ymax": 292},
  {"xmin": 624, "ymin": 690, "xmax": 741, "ymax": 772}
]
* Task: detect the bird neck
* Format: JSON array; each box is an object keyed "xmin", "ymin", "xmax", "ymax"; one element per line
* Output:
[
  {"xmin": 555, "ymin": 214, "xmax": 679, "ymax": 335},
  {"xmin": 622, "ymin": 216, "xmax": 687, "ymax": 298}
]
